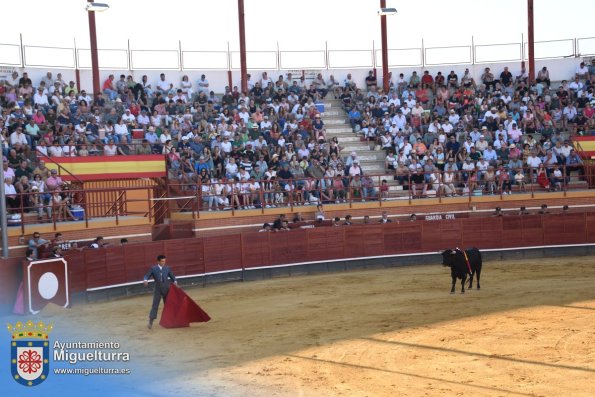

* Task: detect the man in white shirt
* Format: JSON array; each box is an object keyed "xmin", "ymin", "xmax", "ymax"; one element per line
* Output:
[
  {"xmin": 122, "ymin": 109, "xmax": 136, "ymax": 124},
  {"xmin": 563, "ymin": 103, "xmax": 577, "ymax": 132},
  {"xmin": 220, "ymin": 136, "xmax": 232, "ymax": 154},
  {"xmin": 78, "ymin": 90, "xmax": 92, "ymax": 104},
  {"xmin": 475, "ymin": 135, "xmax": 489, "ymax": 152},
  {"xmin": 156, "ymin": 73, "xmax": 172, "ymax": 94},
  {"xmin": 526, "ymin": 152, "xmax": 542, "ymax": 170},
  {"xmin": 388, "ymin": 92, "xmax": 401, "ymax": 107},
  {"xmin": 10, "ymin": 126, "xmax": 29, "ymax": 147},
  {"xmin": 33, "ymin": 88, "xmax": 49, "ymax": 108},
  {"xmin": 392, "ymin": 110, "xmax": 407, "ymax": 131},
  {"xmin": 197, "ymin": 74, "xmax": 209, "ymax": 94},
  {"xmin": 405, "ymin": 95, "xmax": 416, "ymax": 108},
  {"xmin": 448, "ymin": 110, "xmax": 460, "ymax": 126},
  {"xmin": 137, "ymin": 110, "xmax": 150, "ymax": 127},
  {"xmin": 575, "ymin": 62, "xmax": 589, "ymax": 80},
  {"xmin": 494, "ymin": 125, "xmax": 508, "ymax": 142},
  {"xmin": 483, "ymin": 145, "xmax": 498, "ymax": 166},
  {"xmin": 470, "ymin": 127, "xmax": 482, "ymax": 143},
  {"xmin": 568, "ymin": 78, "xmax": 584, "ymax": 94},
  {"xmin": 344, "ymin": 73, "xmax": 356, "ymax": 91},
  {"xmin": 441, "ymin": 121, "xmax": 454, "ymax": 135},
  {"xmin": 483, "ymin": 107, "xmax": 499, "ymax": 122},
  {"xmin": 225, "ymin": 157, "xmax": 239, "ymax": 179}
]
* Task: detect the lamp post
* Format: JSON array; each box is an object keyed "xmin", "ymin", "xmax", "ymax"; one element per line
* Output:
[
  {"xmin": 86, "ymin": 1, "xmax": 109, "ymax": 96},
  {"xmin": 527, "ymin": 0, "xmax": 535, "ymax": 84},
  {"xmin": 238, "ymin": 0, "xmax": 248, "ymax": 94},
  {"xmin": 378, "ymin": 3, "xmax": 397, "ymax": 93}
]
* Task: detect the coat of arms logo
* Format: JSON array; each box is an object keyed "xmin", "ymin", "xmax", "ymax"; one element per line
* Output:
[{"xmin": 7, "ymin": 320, "xmax": 53, "ymax": 386}]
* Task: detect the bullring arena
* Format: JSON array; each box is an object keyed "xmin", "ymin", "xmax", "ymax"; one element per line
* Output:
[
  {"xmin": 38, "ymin": 253, "xmax": 595, "ymax": 396},
  {"xmin": 1, "ymin": 1, "xmax": 595, "ymax": 395}
]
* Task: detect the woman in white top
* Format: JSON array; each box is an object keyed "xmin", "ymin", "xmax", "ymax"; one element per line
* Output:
[
  {"xmin": 114, "ymin": 118, "xmax": 129, "ymax": 141},
  {"xmin": 180, "ymin": 75, "xmax": 193, "ymax": 99},
  {"xmin": 103, "ymin": 139, "xmax": 118, "ymax": 156},
  {"xmin": 62, "ymin": 141, "xmax": 77, "ymax": 157},
  {"xmin": 150, "ymin": 110, "xmax": 162, "ymax": 128},
  {"xmin": 48, "ymin": 141, "xmax": 64, "ymax": 157}
]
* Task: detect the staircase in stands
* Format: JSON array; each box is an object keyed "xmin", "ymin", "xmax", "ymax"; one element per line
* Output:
[{"xmin": 321, "ymin": 98, "xmax": 408, "ymax": 198}]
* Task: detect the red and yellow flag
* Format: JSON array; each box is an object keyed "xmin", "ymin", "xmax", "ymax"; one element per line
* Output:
[{"xmin": 46, "ymin": 155, "xmax": 166, "ymax": 181}]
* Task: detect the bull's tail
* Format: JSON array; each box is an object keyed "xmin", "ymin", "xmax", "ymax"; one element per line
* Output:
[{"xmin": 462, "ymin": 249, "xmax": 473, "ymax": 275}]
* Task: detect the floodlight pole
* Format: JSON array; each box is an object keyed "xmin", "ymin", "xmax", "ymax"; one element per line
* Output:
[
  {"xmin": 380, "ymin": 0, "xmax": 390, "ymax": 93},
  {"xmin": 527, "ymin": 0, "xmax": 535, "ymax": 84},
  {"xmin": 87, "ymin": 0, "xmax": 101, "ymax": 95},
  {"xmin": 238, "ymin": 0, "xmax": 248, "ymax": 94}
]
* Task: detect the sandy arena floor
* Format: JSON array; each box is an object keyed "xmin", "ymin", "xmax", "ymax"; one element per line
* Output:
[{"xmin": 39, "ymin": 255, "xmax": 595, "ymax": 396}]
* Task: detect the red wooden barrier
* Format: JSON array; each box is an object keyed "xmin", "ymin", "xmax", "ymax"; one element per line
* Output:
[{"xmin": 2, "ymin": 212, "xmax": 595, "ymax": 311}]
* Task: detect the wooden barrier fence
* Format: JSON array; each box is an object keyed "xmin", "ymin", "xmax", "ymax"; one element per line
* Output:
[{"xmin": 1, "ymin": 212, "xmax": 595, "ymax": 310}]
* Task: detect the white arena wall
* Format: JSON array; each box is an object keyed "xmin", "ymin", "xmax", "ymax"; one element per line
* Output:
[{"xmin": 0, "ymin": 57, "xmax": 586, "ymax": 96}]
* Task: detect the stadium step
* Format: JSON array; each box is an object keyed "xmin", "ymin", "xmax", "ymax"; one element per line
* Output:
[{"xmin": 320, "ymin": 103, "xmax": 390, "ymax": 175}]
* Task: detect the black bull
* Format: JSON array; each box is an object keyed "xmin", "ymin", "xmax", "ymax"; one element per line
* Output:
[{"xmin": 441, "ymin": 248, "xmax": 482, "ymax": 294}]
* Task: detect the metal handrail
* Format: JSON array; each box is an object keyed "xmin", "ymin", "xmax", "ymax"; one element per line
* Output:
[
  {"xmin": 2, "ymin": 35, "xmax": 590, "ymax": 72},
  {"xmin": 166, "ymin": 164, "xmax": 591, "ymax": 213},
  {"xmin": 38, "ymin": 153, "xmax": 85, "ymax": 185}
]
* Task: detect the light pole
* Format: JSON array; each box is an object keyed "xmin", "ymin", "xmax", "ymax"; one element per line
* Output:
[
  {"xmin": 378, "ymin": 4, "xmax": 397, "ymax": 93},
  {"xmin": 527, "ymin": 0, "xmax": 535, "ymax": 84},
  {"xmin": 238, "ymin": 0, "xmax": 248, "ymax": 94},
  {"xmin": 85, "ymin": 1, "xmax": 109, "ymax": 96}
]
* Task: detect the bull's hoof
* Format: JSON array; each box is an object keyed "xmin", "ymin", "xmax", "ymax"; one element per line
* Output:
[
  {"xmin": 461, "ymin": 291, "xmax": 465, "ymax": 294},
  {"xmin": 450, "ymin": 291, "xmax": 455, "ymax": 294},
  {"xmin": 477, "ymin": 287, "xmax": 481, "ymax": 290}
]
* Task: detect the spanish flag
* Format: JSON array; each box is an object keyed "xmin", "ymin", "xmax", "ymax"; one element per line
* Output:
[
  {"xmin": 46, "ymin": 155, "xmax": 166, "ymax": 181},
  {"xmin": 574, "ymin": 137, "xmax": 595, "ymax": 159}
]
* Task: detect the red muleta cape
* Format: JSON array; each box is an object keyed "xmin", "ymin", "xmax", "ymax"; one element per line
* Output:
[{"xmin": 159, "ymin": 284, "xmax": 211, "ymax": 328}]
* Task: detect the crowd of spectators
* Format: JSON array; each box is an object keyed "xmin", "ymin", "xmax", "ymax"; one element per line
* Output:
[
  {"xmin": 344, "ymin": 62, "xmax": 592, "ymax": 196},
  {"xmin": 1, "ymin": 60, "xmax": 593, "ymax": 216}
]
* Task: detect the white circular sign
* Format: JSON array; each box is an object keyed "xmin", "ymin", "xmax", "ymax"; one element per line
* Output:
[{"xmin": 38, "ymin": 272, "xmax": 59, "ymax": 300}]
